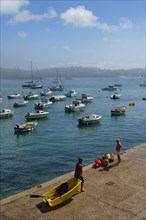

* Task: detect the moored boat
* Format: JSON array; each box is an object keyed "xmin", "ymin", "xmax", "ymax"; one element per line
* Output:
[
  {"xmin": 111, "ymin": 106, "xmax": 126, "ymax": 116},
  {"xmin": 110, "ymin": 93, "xmax": 121, "ymax": 99},
  {"xmin": 65, "ymin": 89, "xmax": 77, "ymax": 97},
  {"xmin": 35, "ymin": 98, "xmax": 52, "ymax": 109},
  {"xmin": 0, "ymin": 109, "xmax": 14, "ymax": 118},
  {"xmin": 8, "ymin": 93, "xmax": 21, "ymax": 99},
  {"xmin": 139, "ymin": 81, "xmax": 146, "ymax": 86},
  {"xmin": 65, "ymin": 100, "xmax": 85, "ymax": 112},
  {"xmin": 81, "ymin": 93, "xmax": 93, "ymax": 103},
  {"xmin": 13, "ymin": 100, "xmax": 28, "ymax": 107},
  {"xmin": 14, "ymin": 121, "xmax": 38, "ymax": 133},
  {"xmin": 78, "ymin": 114, "xmax": 102, "ymax": 125},
  {"xmin": 42, "ymin": 177, "xmax": 81, "ymax": 207},
  {"xmin": 25, "ymin": 110, "xmax": 49, "ymax": 119},
  {"xmin": 102, "ymin": 85, "xmax": 117, "ymax": 91},
  {"xmin": 40, "ymin": 88, "xmax": 52, "ymax": 96},
  {"xmin": 23, "ymin": 92, "xmax": 39, "ymax": 100},
  {"xmin": 49, "ymin": 95, "xmax": 66, "ymax": 102}
]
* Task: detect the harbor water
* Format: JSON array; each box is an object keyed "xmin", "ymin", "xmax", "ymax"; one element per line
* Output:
[{"xmin": 0, "ymin": 76, "xmax": 145, "ymax": 199}]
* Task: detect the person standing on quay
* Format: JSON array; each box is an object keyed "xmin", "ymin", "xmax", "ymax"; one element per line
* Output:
[
  {"xmin": 74, "ymin": 158, "xmax": 85, "ymax": 192},
  {"xmin": 116, "ymin": 139, "xmax": 122, "ymax": 164}
]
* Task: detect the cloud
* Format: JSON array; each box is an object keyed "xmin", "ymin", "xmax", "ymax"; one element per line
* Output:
[
  {"xmin": 60, "ymin": 5, "xmax": 98, "ymax": 28},
  {"xmin": 60, "ymin": 5, "xmax": 117, "ymax": 31},
  {"xmin": 1, "ymin": 0, "xmax": 29, "ymax": 15},
  {"xmin": 119, "ymin": 17, "xmax": 133, "ymax": 29},
  {"xmin": 9, "ymin": 7, "xmax": 57, "ymax": 24},
  {"xmin": 17, "ymin": 31, "xmax": 28, "ymax": 38}
]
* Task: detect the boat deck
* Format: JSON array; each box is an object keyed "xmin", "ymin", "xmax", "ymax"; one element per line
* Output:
[{"xmin": 0, "ymin": 143, "xmax": 146, "ymax": 220}]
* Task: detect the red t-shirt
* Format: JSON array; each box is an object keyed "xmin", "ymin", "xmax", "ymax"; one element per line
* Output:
[
  {"xmin": 74, "ymin": 162, "xmax": 82, "ymax": 178},
  {"xmin": 116, "ymin": 142, "xmax": 122, "ymax": 152}
]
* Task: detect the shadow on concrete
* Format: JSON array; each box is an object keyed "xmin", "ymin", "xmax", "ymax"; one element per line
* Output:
[
  {"xmin": 35, "ymin": 192, "xmax": 84, "ymax": 214},
  {"xmin": 98, "ymin": 162, "xmax": 119, "ymax": 172}
]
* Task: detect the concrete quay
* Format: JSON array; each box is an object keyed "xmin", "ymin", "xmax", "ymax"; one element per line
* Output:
[{"xmin": 0, "ymin": 143, "xmax": 146, "ymax": 220}]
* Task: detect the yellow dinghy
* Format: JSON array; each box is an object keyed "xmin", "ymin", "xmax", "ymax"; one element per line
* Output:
[{"xmin": 42, "ymin": 177, "xmax": 81, "ymax": 207}]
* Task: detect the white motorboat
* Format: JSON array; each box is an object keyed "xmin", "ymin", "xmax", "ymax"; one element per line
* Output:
[
  {"xmin": 13, "ymin": 100, "xmax": 28, "ymax": 107},
  {"xmin": 14, "ymin": 121, "xmax": 38, "ymax": 133},
  {"xmin": 0, "ymin": 109, "xmax": 14, "ymax": 118},
  {"xmin": 81, "ymin": 94, "xmax": 93, "ymax": 103},
  {"xmin": 110, "ymin": 93, "xmax": 121, "ymax": 99},
  {"xmin": 111, "ymin": 106, "xmax": 126, "ymax": 116},
  {"xmin": 25, "ymin": 110, "xmax": 49, "ymax": 119},
  {"xmin": 35, "ymin": 98, "xmax": 52, "ymax": 109},
  {"xmin": 24, "ymin": 92, "xmax": 39, "ymax": 100},
  {"xmin": 49, "ymin": 95, "xmax": 66, "ymax": 102},
  {"xmin": 65, "ymin": 100, "xmax": 85, "ymax": 112},
  {"xmin": 65, "ymin": 89, "xmax": 77, "ymax": 97},
  {"xmin": 102, "ymin": 85, "xmax": 117, "ymax": 91},
  {"xmin": 78, "ymin": 114, "xmax": 102, "ymax": 125},
  {"xmin": 8, "ymin": 93, "xmax": 21, "ymax": 99},
  {"xmin": 40, "ymin": 88, "xmax": 52, "ymax": 96}
]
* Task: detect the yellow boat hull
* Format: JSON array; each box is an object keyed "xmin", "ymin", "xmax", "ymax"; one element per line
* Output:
[{"xmin": 42, "ymin": 177, "xmax": 81, "ymax": 207}]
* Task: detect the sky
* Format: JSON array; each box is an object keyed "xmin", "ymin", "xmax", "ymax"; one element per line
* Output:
[{"xmin": 0, "ymin": 0, "xmax": 145, "ymax": 70}]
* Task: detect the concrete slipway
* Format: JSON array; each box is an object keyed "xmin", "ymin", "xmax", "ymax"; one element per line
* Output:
[{"xmin": 0, "ymin": 143, "xmax": 146, "ymax": 220}]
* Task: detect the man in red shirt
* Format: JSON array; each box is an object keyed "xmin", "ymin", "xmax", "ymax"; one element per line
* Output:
[
  {"xmin": 116, "ymin": 139, "xmax": 122, "ymax": 163},
  {"xmin": 74, "ymin": 158, "xmax": 84, "ymax": 192}
]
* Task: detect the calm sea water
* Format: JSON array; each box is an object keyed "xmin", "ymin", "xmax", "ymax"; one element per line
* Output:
[{"xmin": 0, "ymin": 76, "xmax": 145, "ymax": 199}]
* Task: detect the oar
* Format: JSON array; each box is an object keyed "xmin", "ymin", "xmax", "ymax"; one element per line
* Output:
[{"xmin": 30, "ymin": 194, "xmax": 43, "ymax": 198}]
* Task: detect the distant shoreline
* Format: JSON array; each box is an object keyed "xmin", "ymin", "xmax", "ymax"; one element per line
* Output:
[{"xmin": 0, "ymin": 67, "xmax": 145, "ymax": 80}]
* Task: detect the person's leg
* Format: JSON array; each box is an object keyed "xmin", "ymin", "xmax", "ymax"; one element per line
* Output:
[{"xmin": 79, "ymin": 176, "xmax": 84, "ymax": 192}]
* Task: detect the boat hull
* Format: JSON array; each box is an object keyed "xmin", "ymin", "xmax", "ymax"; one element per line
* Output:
[{"xmin": 42, "ymin": 177, "xmax": 81, "ymax": 207}]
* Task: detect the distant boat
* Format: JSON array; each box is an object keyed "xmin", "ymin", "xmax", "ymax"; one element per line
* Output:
[
  {"xmin": 23, "ymin": 92, "xmax": 39, "ymax": 100},
  {"xmin": 25, "ymin": 110, "xmax": 49, "ymax": 119},
  {"xmin": 78, "ymin": 114, "xmax": 102, "ymax": 125},
  {"xmin": 65, "ymin": 89, "xmax": 77, "ymax": 97},
  {"xmin": 102, "ymin": 85, "xmax": 117, "ymax": 91},
  {"xmin": 65, "ymin": 100, "xmax": 85, "ymax": 112},
  {"xmin": 13, "ymin": 100, "xmax": 28, "ymax": 107},
  {"xmin": 49, "ymin": 69, "xmax": 64, "ymax": 91},
  {"xmin": 22, "ymin": 62, "xmax": 43, "ymax": 89},
  {"xmin": 81, "ymin": 93, "xmax": 93, "ymax": 103},
  {"xmin": 111, "ymin": 106, "xmax": 126, "ymax": 116},
  {"xmin": 49, "ymin": 95, "xmax": 66, "ymax": 102},
  {"xmin": 140, "ymin": 81, "xmax": 146, "ymax": 86},
  {"xmin": 35, "ymin": 98, "xmax": 52, "ymax": 109},
  {"xmin": 110, "ymin": 93, "xmax": 121, "ymax": 99},
  {"xmin": 0, "ymin": 109, "xmax": 14, "ymax": 118},
  {"xmin": 14, "ymin": 121, "xmax": 38, "ymax": 133},
  {"xmin": 40, "ymin": 88, "xmax": 52, "ymax": 96},
  {"xmin": 8, "ymin": 93, "xmax": 21, "ymax": 99}
]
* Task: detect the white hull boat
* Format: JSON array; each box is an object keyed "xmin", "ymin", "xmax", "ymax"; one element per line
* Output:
[
  {"xmin": 13, "ymin": 100, "xmax": 28, "ymax": 107},
  {"xmin": 8, "ymin": 93, "xmax": 21, "ymax": 99},
  {"xmin": 25, "ymin": 110, "xmax": 49, "ymax": 119},
  {"xmin": 0, "ymin": 109, "xmax": 14, "ymax": 118},
  {"xmin": 81, "ymin": 94, "xmax": 93, "ymax": 103},
  {"xmin": 78, "ymin": 114, "xmax": 102, "ymax": 125},
  {"xmin": 24, "ymin": 92, "xmax": 39, "ymax": 100},
  {"xmin": 35, "ymin": 98, "xmax": 52, "ymax": 109},
  {"xmin": 14, "ymin": 121, "xmax": 38, "ymax": 133},
  {"xmin": 65, "ymin": 100, "xmax": 85, "ymax": 112},
  {"xmin": 65, "ymin": 89, "xmax": 77, "ymax": 97},
  {"xmin": 110, "ymin": 93, "xmax": 121, "ymax": 99},
  {"xmin": 49, "ymin": 95, "xmax": 66, "ymax": 102},
  {"xmin": 40, "ymin": 89, "xmax": 52, "ymax": 96}
]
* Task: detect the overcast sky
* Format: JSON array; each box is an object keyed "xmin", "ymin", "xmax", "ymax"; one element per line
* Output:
[{"xmin": 1, "ymin": 0, "xmax": 145, "ymax": 70}]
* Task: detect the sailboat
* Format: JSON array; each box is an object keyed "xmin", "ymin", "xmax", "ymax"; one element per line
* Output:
[
  {"xmin": 49, "ymin": 69, "xmax": 64, "ymax": 91},
  {"xmin": 22, "ymin": 62, "xmax": 43, "ymax": 89}
]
